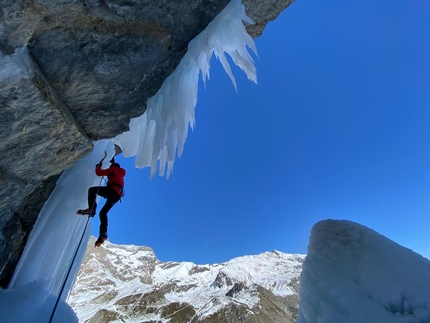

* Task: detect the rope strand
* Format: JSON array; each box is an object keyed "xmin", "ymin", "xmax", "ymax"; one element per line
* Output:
[{"xmin": 47, "ymin": 176, "xmax": 104, "ymax": 323}]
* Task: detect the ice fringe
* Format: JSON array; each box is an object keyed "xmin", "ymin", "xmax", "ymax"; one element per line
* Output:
[{"xmin": 113, "ymin": 0, "xmax": 258, "ymax": 179}]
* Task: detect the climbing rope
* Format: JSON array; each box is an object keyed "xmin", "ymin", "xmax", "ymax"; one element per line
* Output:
[{"xmin": 47, "ymin": 176, "xmax": 104, "ymax": 323}]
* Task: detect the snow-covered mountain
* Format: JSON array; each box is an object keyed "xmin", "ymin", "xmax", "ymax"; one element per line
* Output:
[{"xmin": 68, "ymin": 237, "xmax": 304, "ymax": 322}]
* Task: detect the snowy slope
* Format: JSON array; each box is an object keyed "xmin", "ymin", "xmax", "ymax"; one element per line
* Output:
[
  {"xmin": 68, "ymin": 237, "xmax": 304, "ymax": 322},
  {"xmin": 297, "ymin": 220, "xmax": 430, "ymax": 323}
]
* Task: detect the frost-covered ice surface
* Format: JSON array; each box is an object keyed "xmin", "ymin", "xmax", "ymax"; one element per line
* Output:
[
  {"xmin": 0, "ymin": 141, "xmax": 114, "ymax": 323},
  {"xmin": 297, "ymin": 219, "xmax": 430, "ymax": 323},
  {"xmin": 113, "ymin": 0, "xmax": 257, "ymax": 179},
  {"xmin": 0, "ymin": 282, "xmax": 78, "ymax": 323},
  {"xmin": 8, "ymin": 141, "xmax": 115, "ymax": 295},
  {"xmin": 0, "ymin": 0, "xmax": 258, "ymax": 322}
]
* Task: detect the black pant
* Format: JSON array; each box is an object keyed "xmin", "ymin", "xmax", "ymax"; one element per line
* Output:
[{"xmin": 88, "ymin": 186, "xmax": 121, "ymax": 237}]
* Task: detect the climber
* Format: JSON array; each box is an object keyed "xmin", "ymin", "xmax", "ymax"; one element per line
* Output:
[{"xmin": 77, "ymin": 155, "xmax": 126, "ymax": 247}]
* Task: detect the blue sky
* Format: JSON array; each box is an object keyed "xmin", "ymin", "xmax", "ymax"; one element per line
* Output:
[{"xmin": 92, "ymin": 0, "xmax": 430, "ymax": 264}]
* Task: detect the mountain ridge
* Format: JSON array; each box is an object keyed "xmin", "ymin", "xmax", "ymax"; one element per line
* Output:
[{"xmin": 69, "ymin": 237, "xmax": 304, "ymax": 322}]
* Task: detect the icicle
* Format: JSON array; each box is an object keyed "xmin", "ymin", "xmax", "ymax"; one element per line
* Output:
[{"xmin": 113, "ymin": 0, "xmax": 258, "ymax": 178}]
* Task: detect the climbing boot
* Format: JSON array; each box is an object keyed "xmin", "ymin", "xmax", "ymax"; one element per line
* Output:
[
  {"xmin": 77, "ymin": 208, "xmax": 96, "ymax": 217},
  {"xmin": 95, "ymin": 235, "xmax": 107, "ymax": 247}
]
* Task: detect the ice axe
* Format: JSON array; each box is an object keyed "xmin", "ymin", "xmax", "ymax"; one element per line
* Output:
[
  {"xmin": 96, "ymin": 151, "xmax": 108, "ymax": 167},
  {"xmin": 109, "ymin": 144, "xmax": 123, "ymax": 164}
]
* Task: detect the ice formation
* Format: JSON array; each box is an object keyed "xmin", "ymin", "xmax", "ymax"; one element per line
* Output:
[
  {"xmin": 8, "ymin": 141, "xmax": 115, "ymax": 294},
  {"xmin": 297, "ymin": 220, "xmax": 430, "ymax": 323},
  {"xmin": 0, "ymin": 281, "xmax": 78, "ymax": 323},
  {"xmin": 2, "ymin": 141, "xmax": 114, "ymax": 323},
  {"xmin": 1, "ymin": 0, "xmax": 258, "ymax": 322},
  {"xmin": 0, "ymin": 45, "xmax": 34, "ymax": 83},
  {"xmin": 113, "ymin": 0, "xmax": 257, "ymax": 179}
]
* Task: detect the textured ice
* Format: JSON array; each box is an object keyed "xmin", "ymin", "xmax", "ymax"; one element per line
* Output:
[
  {"xmin": 113, "ymin": 0, "xmax": 258, "ymax": 179},
  {"xmin": 0, "ymin": 281, "xmax": 78, "ymax": 323},
  {"xmin": 2, "ymin": 141, "xmax": 114, "ymax": 322},
  {"xmin": 8, "ymin": 141, "xmax": 114, "ymax": 295},
  {"xmin": 297, "ymin": 220, "xmax": 430, "ymax": 323}
]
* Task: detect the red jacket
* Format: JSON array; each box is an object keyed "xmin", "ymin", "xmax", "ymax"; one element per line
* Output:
[{"xmin": 96, "ymin": 164, "xmax": 126, "ymax": 196}]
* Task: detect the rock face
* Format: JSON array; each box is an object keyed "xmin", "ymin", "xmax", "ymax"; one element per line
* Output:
[
  {"xmin": 0, "ymin": 51, "xmax": 93, "ymax": 287},
  {"xmin": 0, "ymin": 0, "xmax": 294, "ymax": 287},
  {"xmin": 69, "ymin": 237, "xmax": 304, "ymax": 322}
]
